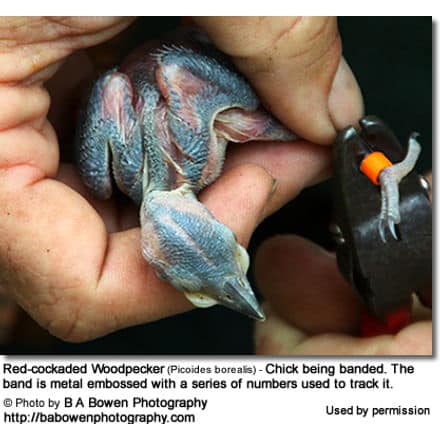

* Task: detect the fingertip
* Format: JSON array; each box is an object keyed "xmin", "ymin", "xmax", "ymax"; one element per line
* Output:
[
  {"xmin": 328, "ymin": 57, "xmax": 364, "ymax": 130},
  {"xmin": 275, "ymin": 84, "xmax": 338, "ymax": 145},
  {"xmin": 263, "ymin": 54, "xmax": 363, "ymax": 145}
]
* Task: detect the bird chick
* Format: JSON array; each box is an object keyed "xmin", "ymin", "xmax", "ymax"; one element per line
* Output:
[{"xmin": 75, "ymin": 28, "xmax": 295, "ymax": 320}]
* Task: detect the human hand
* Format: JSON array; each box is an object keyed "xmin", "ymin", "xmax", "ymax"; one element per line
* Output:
[
  {"xmin": 254, "ymin": 174, "xmax": 432, "ymax": 355},
  {"xmin": 0, "ymin": 17, "xmax": 362, "ymax": 342}
]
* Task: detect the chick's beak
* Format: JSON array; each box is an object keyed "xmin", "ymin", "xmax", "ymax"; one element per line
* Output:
[{"xmin": 222, "ymin": 278, "xmax": 265, "ymax": 321}]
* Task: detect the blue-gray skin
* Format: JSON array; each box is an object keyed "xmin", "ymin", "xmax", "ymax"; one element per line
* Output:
[{"xmin": 75, "ymin": 29, "xmax": 295, "ymax": 320}]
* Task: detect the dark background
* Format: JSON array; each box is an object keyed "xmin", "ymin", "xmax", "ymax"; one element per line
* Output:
[{"xmin": 2, "ymin": 16, "xmax": 432, "ymax": 355}]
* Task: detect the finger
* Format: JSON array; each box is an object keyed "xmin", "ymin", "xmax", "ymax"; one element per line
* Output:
[
  {"xmin": 223, "ymin": 139, "xmax": 332, "ymax": 220},
  {"xmin": 256, "ymin": 306, "xmax": 432, "ymax": 355},
  {"xmin": 254, "ymin": 235, "xmax": 363, "ymax": 334},
  {"xmin": 0, "ymin": 17, "xmax": 134, "ymax": 83},
  {"xmin": 194, "ymin": 17, "xmax": 364, "ymax": 145},
  {"xmin": 0, "ymin": 119, "xmax": 59, "ymax": 182}
]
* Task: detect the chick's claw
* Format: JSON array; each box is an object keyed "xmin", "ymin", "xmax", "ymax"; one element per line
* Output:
[
  {"xmin": 377, "ymin": 133, "xmax": 422, "ymax": 243},
  {"xmin": 378, "ymin": 217, "xmax": 398, "ymax": 244}
]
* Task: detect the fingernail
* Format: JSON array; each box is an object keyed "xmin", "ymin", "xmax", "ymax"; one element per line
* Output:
[
  {"xmin": 270, "ymin": 178, "xmax": 279, "ymax": 198},
  {"xmin": 328, "ymin": 57, "xmax": 364, "ymax": 130},
  {"xmin": 259, "ymin": 176, "xmax": 278, "ymax": 223}
]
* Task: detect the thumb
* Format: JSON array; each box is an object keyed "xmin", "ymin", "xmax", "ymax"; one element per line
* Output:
[{"xmin": 193, "ymin": 17, "xmax": 363, "ymax": 145}]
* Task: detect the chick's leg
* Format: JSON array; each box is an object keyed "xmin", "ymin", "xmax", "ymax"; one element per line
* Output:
[{"xmin": 378, "ymin": 133, "xmax": 422, "ymax": 242}]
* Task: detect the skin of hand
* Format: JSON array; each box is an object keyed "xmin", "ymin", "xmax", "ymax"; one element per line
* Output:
[
  {"xmin": 254, "ymin": 174, "xmax": 432, "ymax": 356},
  {"xmin": 0, "ymin": 17, "xmax": 363, "ymax": 343}
]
